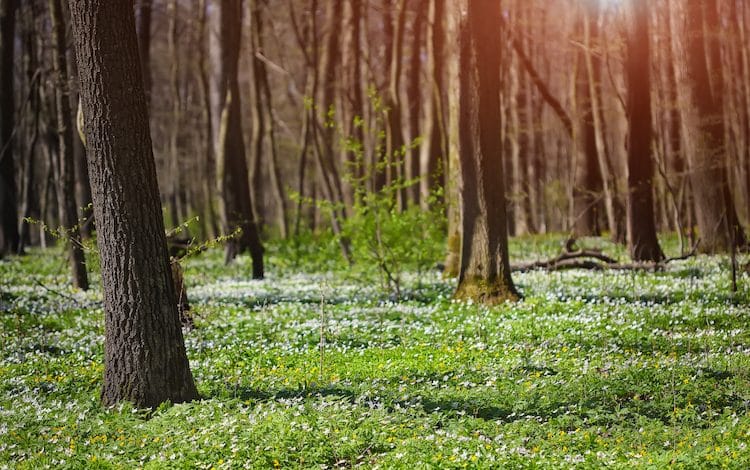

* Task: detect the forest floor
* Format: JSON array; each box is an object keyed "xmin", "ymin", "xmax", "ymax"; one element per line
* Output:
[{"xmin": 1, "ymin": 235, "xmax": 750, "ymax": 469}]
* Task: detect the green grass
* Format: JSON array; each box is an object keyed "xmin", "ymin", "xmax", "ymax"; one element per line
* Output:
[{"xmin": 1, "ymin": 235, "xmax": 750, "ymax": 468}]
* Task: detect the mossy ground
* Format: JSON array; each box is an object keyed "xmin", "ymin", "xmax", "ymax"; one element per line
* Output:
[{"xmin": 1, "ymin": 235, "xmax": 750, "ymax": 468}]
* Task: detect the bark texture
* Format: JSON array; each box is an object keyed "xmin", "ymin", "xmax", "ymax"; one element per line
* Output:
[
  {"xmin": 455, "ymin": 0, "xmax": 518, "ymax": 304},
  {"xmin": 69, "ymin": 0, "xmax": 199, "ymax": 408}
]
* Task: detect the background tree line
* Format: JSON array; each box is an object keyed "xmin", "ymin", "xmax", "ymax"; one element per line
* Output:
[{"xmin": 1, "ymin": 0, "xmax": 749, "ymax": 276}]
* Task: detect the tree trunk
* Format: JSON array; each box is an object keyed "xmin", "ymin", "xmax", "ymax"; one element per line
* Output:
[
  {"xmin": 442, "ymin": 0, "xmax": 461, "ymax": 277},
  {"xmin": 0, "ymin": 0, "xmax": 18, "ymax": 257},
  {"xmin": 167, "ymin": 0, "xmax": 182, "ymax": 229},
  {"xmin": 572, "ymin": 4, "xmax": 603, "ymax": 237},
  {"xmin": 678, "ymin": 0, "xmax": 746, "ymax": 253},
  {"xmin": 385, "ymin": 0, "xmax": 408, "ymax": 209},
  {"xmin": 216, "ymin": 0, "xmax": 264, "ymax": 277},
  {"xmin": 419, "ymin": 0, "xmax": 447, "ymax": 208},
  {"xmin": 625, "ymin": 0, "xmax": 664, "ymax": 262},
  {"xmin": 455, "ymin": 0, "xmax": 518, "ymax": 304},
  {"xmin": 49, "ymin": 0, "xmax": 89, "ymax": 289},
  {"xmin": 195, "ymin": 0, "xmax": 219, "ymax": 239},
  {"xmin": 406, "ymin": 0, "xmax": 426, "ymax": 206},
  {"xmin": 249, "ymin": 0, "xmax": 288, "ymax": 238},
  {"xmin": 69, "ymin": 0, "xmax": 198, "ymax": 408}
]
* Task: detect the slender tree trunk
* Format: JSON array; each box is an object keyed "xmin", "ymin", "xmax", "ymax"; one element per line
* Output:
[
  {"xmin": 49, "ymin": 0, "xmax": 89, "ymax": 289},
  {"xmin": 0, "ymin": 0, "xmax": 18, "ymax": 257},
  {"xmin": 442, "ymin": 0, "xmax": 461, "ymax": 277},
  {"xmin": 17, "ymin": 6, "xmax": 38, "ymax": 252},
  {"xmin": 625, "ymin": 0, "xmax": 664, "ymax": 262},
  {"xmin": 406, "ymin": 0, "xmax": 426, "ymax": 206},
  {"xmin": 69, "ymin": 0, "xmax": 198, "ymax": 408},
  {"xmin": 419, "ymin": 0, "xmax": 447, "ymax": 208},
  {"xmin": 216, "ymin": 0, "xmax": 264, "ymax": 277},
  {"xmin": 572, "ymin": 4, "xmax": 603, "ymax": 237},
  {"xmin": 385, "ymin": 0, "xmax": 408, "ymax": 209},
  {"xmin": 167, "ymin": 0, "xmax": 181, "ymax": 228},
  {"xmin": 248, "ymin": 0, "xmax": 266, "ymax": 229},
  {"xmin": 195, "ymin": 0, "xmax": 218, "ymax": 239},
  {"xmin": 455, "ymin": 0, "xmax": 518, "ymax": 304},
  {"xmin": 249, "ymin": 0, "xmax": 288, "ymax": 238}
]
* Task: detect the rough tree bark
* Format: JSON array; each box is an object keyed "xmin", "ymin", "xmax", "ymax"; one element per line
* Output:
[
  {"xmin": 48, "ymin": 0, "xmax": 89, "ymax": 289},
  {"xmin": 0, "ymin": 0, "xmax": 18, "ymax": 257},
  {"xmin": 216, "ymin": 0, "xmax": 264, "ymax": 277},
  {"xmin": 455, "ymin": 0, "xmax": 518, "ymax": 304},
  {"xmin": 69, "ymin": 0, "xmax": 199, "ymax": 408},
  {"xmin": 625, "ymin": 0, "xmax": 664, "ymax": 262}
]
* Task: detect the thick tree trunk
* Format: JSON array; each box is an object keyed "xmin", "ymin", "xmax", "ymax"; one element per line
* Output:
[
  {"xmin": 455, "ymin": 0, "xmax": 518, "ymax": 304},
  {"xmin": 217, "ymin": 0, "xmax": 264, "ymax": 277},
  {"xmin": 0, "ymin": 0, "xmax": 18, "ymax": 257},
  {"xmin": 49, "ymin": 0, "xmax": 89, "ymax": 289},
  {"xmin": 678, "ymin": 0, "xmax": 746, "ymax": 253},
  {"xmin": 69, "ymin": 0, "xmax": 198, "ymax": 408},
  {"xmin": 625, "ymin": 0, "xmax": 664, "ymax": 262}
]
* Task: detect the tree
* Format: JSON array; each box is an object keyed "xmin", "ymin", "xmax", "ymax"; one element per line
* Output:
[
  {"xmin": 216, "ymin": 0, "xmax": 264, "ymax": 277},
  {"xmin": 48, "ymin": 0, "xmax": 89, "ymax": 289},
  {"xmin": 572, "ymin": 1, "xmax": 604, "ymax": 237},
  {"xmin": 455, "ymin": 0, "xmax": 518, "ymax": 304},
  {"xmin": 678, "ymin": 0, "xmax": 746, "ymax": 253},
  {"xmin": 625, "ymin": 0, "xmax": 664, "ymax": 262},
  {"xmin": 69, "ymin": 0, "xmax": 198, "ymax": 408},
  {"xmin": 0, "ymin": 0, "xmax": 18, "ymax": 257}
]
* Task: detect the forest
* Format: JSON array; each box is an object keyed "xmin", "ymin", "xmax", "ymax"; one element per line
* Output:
[{"xmin": 1, "ymin": 0, "xmax": 750, "ymax": 467}]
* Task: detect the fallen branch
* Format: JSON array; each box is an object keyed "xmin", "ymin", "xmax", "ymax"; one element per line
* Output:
[{"xmin": 511, "ymin": 239, "xmax": 699, "ymax": 273}]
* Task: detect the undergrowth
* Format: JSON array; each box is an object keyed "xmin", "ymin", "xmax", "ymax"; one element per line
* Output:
[{"xmin": 1, "ymin": 235, "xmax": 749, "ymax": 468}]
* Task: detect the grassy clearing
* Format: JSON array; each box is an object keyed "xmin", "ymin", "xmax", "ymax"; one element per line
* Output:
[{"xmin": 1, "ymin": 236, "xmax": 750, "ymax": 469}]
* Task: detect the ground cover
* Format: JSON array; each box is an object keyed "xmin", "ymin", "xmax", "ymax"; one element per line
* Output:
[{"xmin": 1, "ymin": 236, "xmax": 749, "ymax": 468}]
